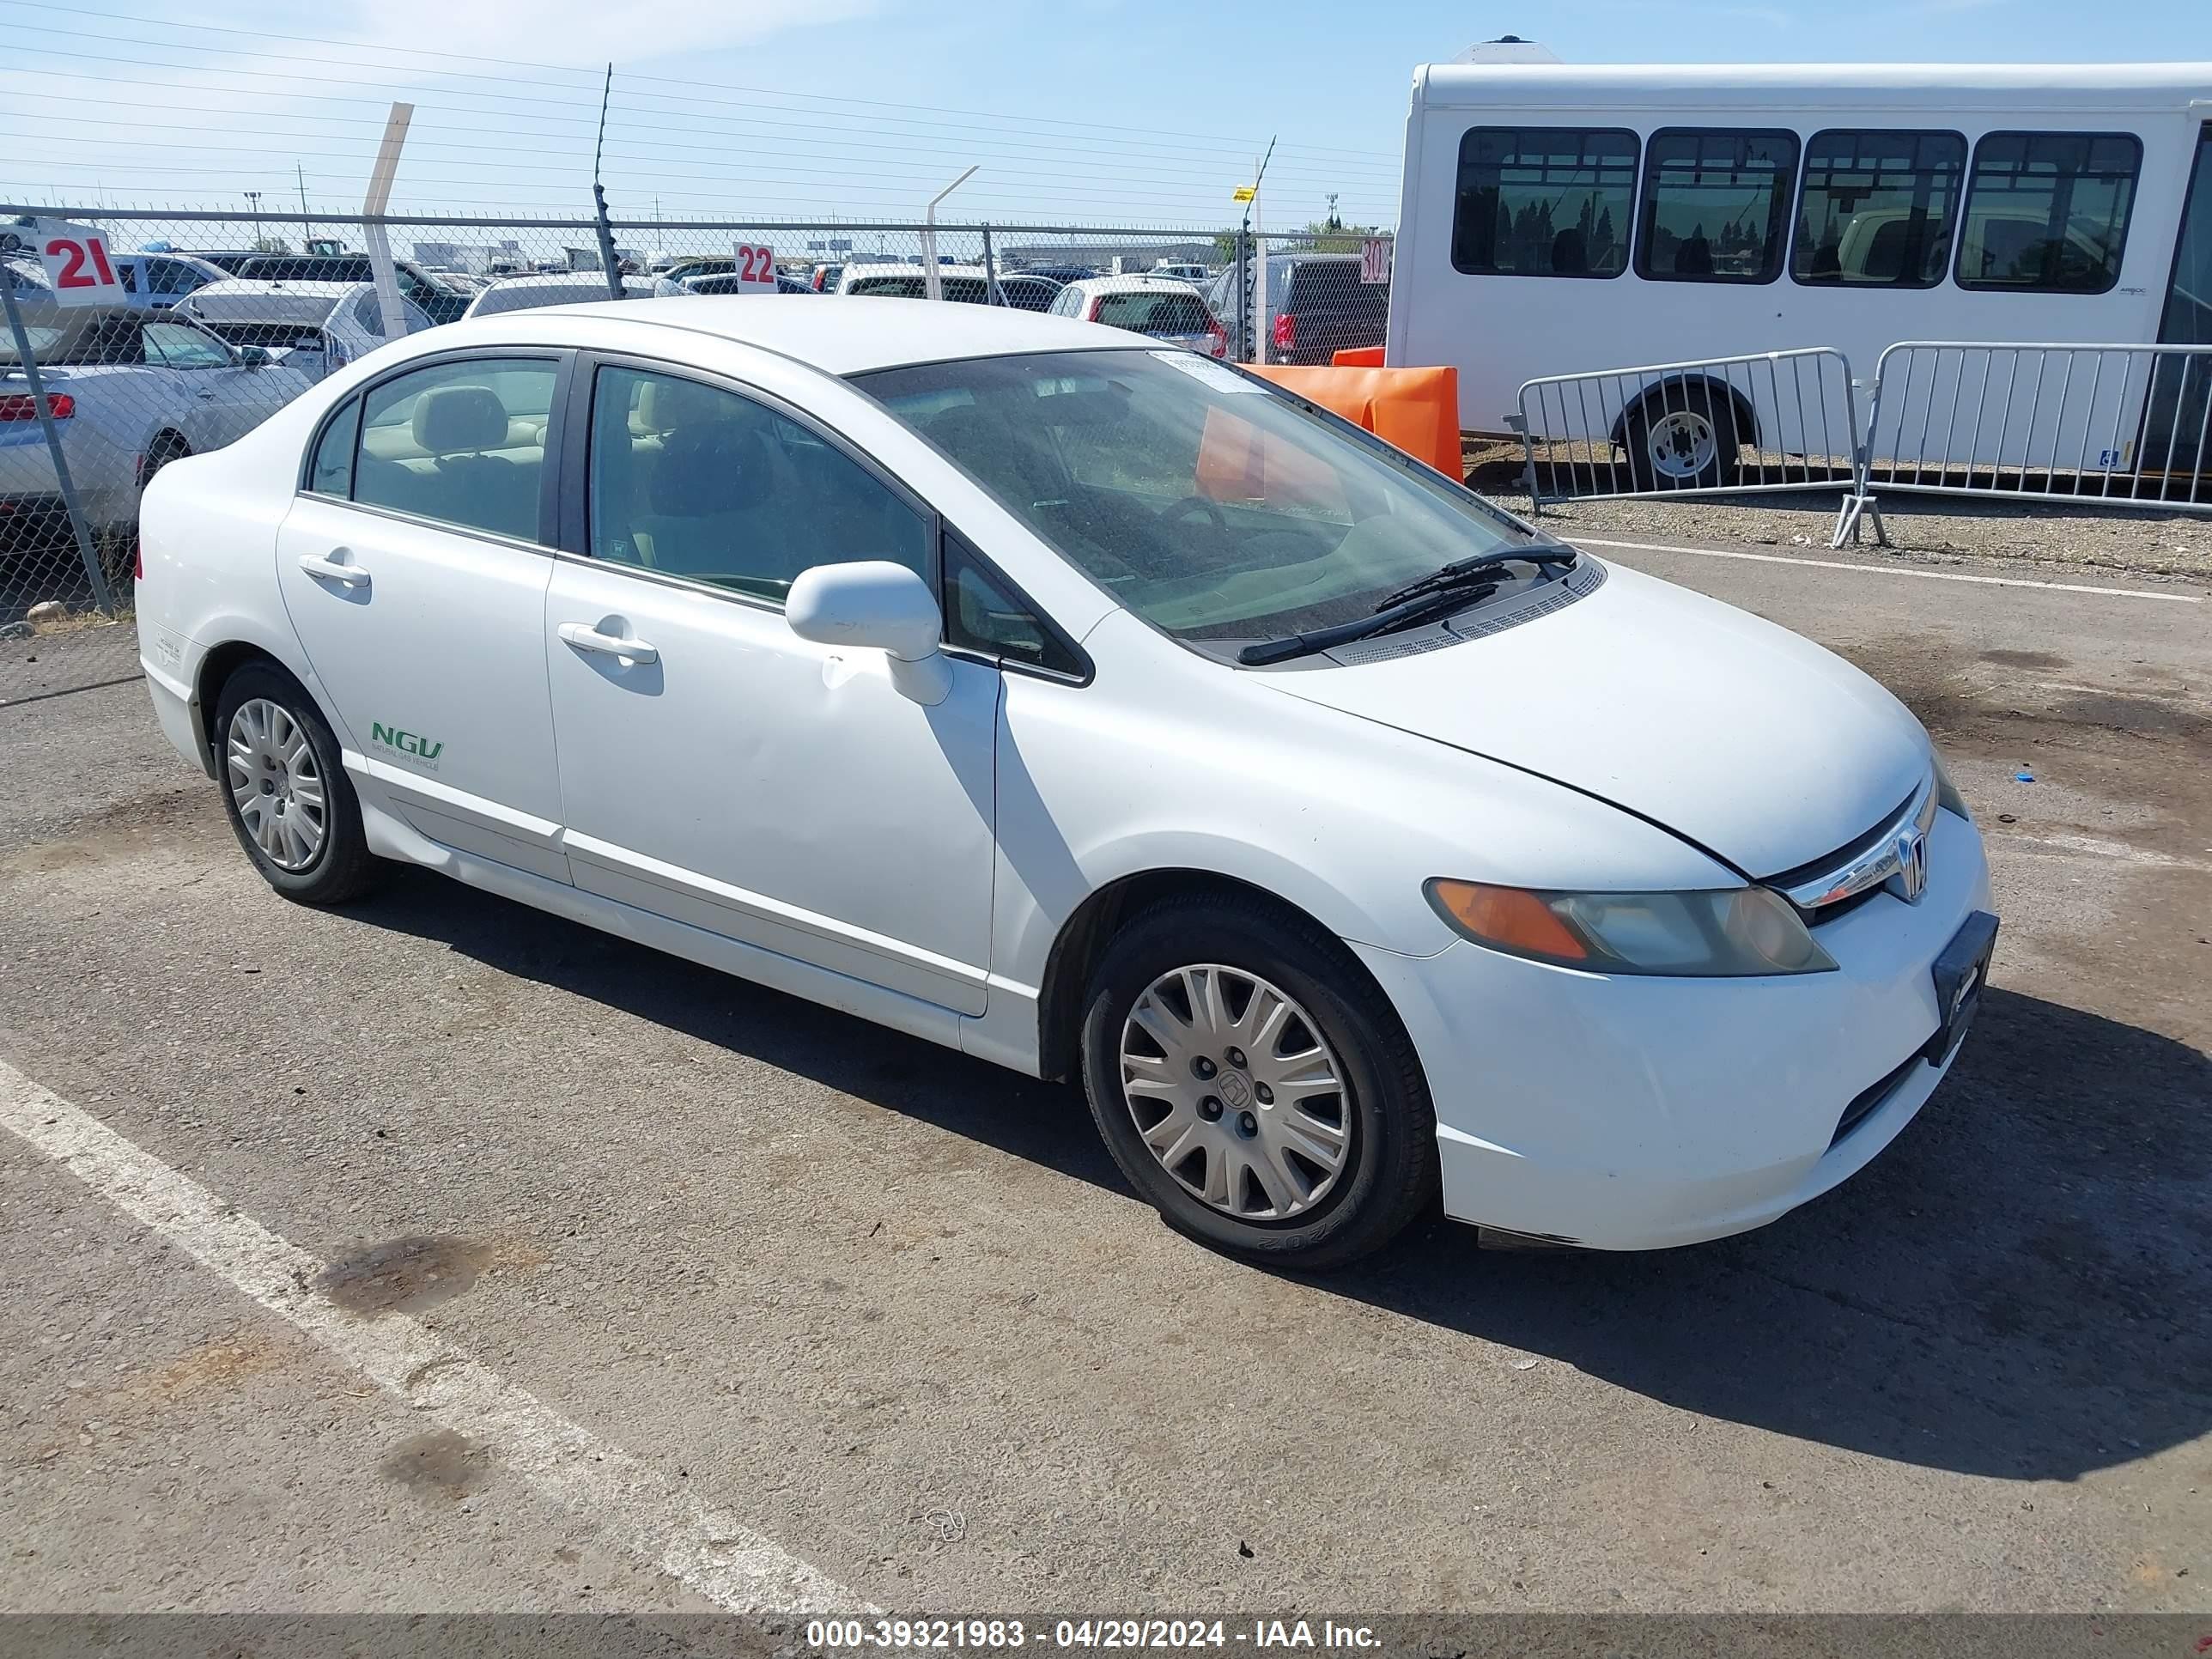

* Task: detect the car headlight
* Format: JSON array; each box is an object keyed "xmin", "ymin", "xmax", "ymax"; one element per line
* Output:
[
  {"xmin": 1931, "ymin": 749, "xmax": 1971, "ymax": 822},
  {"xmin": 1425, "ymin": 878, "xmax": 1838, "ymax": 977}
]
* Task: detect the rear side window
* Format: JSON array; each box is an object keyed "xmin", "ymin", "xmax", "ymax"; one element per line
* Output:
[
  {"xmin": 349, "ymin": 357, "xmax": 559, "ymax": 541},
  {"xmin": 1957, "ymin": 131, "xmax": 2141, "ymax": 294},
  {"xmin": 1636, "ymin": 128, "xmax": 1801, "ymax": 283},
  {"xmin": 1452, "ymin": 127, "xmax": 1638, "ymax": 277},
  {"xmin": 1792, "ymin": 130, "xmax": 1966, "ymax": 289},
  {"xmin": 307, "ymin": 397, "xmax": 362, "ymax": 496}
]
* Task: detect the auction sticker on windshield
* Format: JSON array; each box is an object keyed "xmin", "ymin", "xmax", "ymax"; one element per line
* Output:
[{"xmin": 1146, "ymin": 349, "xmax": 1263, "ymax": 393}]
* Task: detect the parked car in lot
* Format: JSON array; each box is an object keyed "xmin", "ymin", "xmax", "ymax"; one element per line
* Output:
[
  {"xmin": 233, "ymin": 255, "xmax": 471, "ymax": 325},
  {"xmin": 1048, "ymin": 275, "xmax": 1225, "ymax": 355},
  {"xmin": 462, "ymin": 272, "xmax": 658, "ymax": 316},
  {"xmin": 184, "ymin": 281, "xmax": 432, "ymax": 381},
  {"xmin": 994, "ymin": 273, "xmax": 1064, "ymax": 312},
  {"xmin": 112, "ymin": 252, "xmax": 228, "ymax": 310},
  {"xmin": 1152, "ymin": 261, "xmax": 1212, "ymax": 283},
  {"xmin": 135, "ymin": 298, "xmax": 1996, "ymax": 1268},
  {"xmin": 836, "ymin": 263, "xmax": 994, "ymax": 301},
  {"xmin": 179, "ymin": 251, "xmax": 272, "ymax": 275},
  {"xmin": 809, "ymin": 263, "xmax": 844, "ymax": 292},
  {"xmin": 1206, "ymin": 252, "xmax": 1390, "ymax": 363},
  {"xmin": 836, "ymin": 265, "xmax": 1060, "ymax": 309},
  {"xmin": 664, "ymin": 270, "xmax": 815, "ymax": 296},
  {"xmin": 3, "ymin": 306, "xmax": 310, "ymax": 558},
  {"xmin": 1017, "ymin": 263, "xmax": 1100, "ymax": 285}
]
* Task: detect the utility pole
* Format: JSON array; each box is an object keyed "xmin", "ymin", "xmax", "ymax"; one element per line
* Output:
[{"xmin": 296, "ymin": 163, "xmax": 312, "ymax": 248}]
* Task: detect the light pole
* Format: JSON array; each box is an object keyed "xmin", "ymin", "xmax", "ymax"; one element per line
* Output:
[
  {"xmin": 244, "ymin": 190, "xmax": 264, "ymax": 250},
  {"xmin": 921, "ymin": 165, "xmax": 976, "ymax": 302}
]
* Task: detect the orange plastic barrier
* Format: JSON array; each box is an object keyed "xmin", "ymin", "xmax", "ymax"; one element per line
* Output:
[
  {"xmin": 1330, "ymin": 346, "xmax": 1386, "ymax": 368},
  {"xmin": 1246, "ymin": 363, "xmax": 1461, "ymax": 479}
]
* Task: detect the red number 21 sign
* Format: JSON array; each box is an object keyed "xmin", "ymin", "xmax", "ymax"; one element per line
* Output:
[{"xmin": 39, "ymin": 228, "xmax": 127, "ymax": 307}]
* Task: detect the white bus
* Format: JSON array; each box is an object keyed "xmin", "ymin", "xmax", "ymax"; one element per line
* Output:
[{"xmin": 1386, "ymin": 63, "xmax": 2212, "ymax": 489}]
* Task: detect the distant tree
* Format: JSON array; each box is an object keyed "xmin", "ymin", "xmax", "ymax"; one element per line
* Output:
[
  {"xmin": 1303, "ymin": 216, "xmax": 1374, "ymax": 254},
  {"xmin": 251, "ymin": 236, "xmax": 292, "ymax": 253}
]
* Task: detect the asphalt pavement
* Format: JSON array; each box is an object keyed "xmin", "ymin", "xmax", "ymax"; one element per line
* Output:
[{"xmin": 1, "ymin": 537, "xmax": 2205, "ymax": 1615}]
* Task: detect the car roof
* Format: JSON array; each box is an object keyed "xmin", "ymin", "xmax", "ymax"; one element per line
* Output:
[
  {"xmin": 512, "ymin": 295, "xmax": 1156, "ymax": 373},
  {"xmin": 842, "ymin": 263, "xmax": 988, "ymax": 279},
  {"xmin": 184, "ymin": 279, "xmax": 367, "ymax": 315},
  {"xmin": 1068, "ymin": 275, "xmax": 1200, "ymax": 294}
]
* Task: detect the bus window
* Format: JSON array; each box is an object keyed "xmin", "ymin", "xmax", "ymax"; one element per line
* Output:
[
  {"xmin": 1450, "ymin": 128, "xmax": 1639, "ymax": 278},
  {"xmin": 1635, "ymin": 129, "xmax": 1800, "ymax": 284},
  {"xmin": 1956, "ymin": 131, "xmax": 2141, "ymax": 294},
  {"xmin": 1792, "ymin": 130, "xmax": 1966, "ymax": 289}
]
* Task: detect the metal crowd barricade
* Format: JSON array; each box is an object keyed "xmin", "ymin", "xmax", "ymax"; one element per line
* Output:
[
  {"xmin": 1863, "ymin": 340, "xmax": 2212, "ymax": 514},
  {"xmin": 1511, "ymin": 347, "xmax": 1877, "ymax": 544}
]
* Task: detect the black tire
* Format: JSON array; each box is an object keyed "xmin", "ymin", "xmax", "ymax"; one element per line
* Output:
[
  {"xmin": 1624, "ymin": 391, "xmax": 1739, "ymax": 491},
  {"xmin": 211, "ymin": 660, "xmax": 381, "ymax": 906},
  {"xmin": 1079, "ymin": 891, "xmax": 1437, "ymax": 1271}
]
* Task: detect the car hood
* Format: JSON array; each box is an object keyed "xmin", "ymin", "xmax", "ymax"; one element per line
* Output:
[{"xmin": 1265, "ymin": 559, "xmax": 1930, "ymax": 878}]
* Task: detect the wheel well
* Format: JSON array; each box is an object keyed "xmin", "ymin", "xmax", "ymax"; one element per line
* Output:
[
  {"xmin": 148, "ymin": 428, "xmax": 190, "ymax": 459},
  {"xmin": 1035, "ymin": 868, "xmax": 1386, "ymax": 1084},
  {"xmin": 1611, "ymin": 376, "xmax": 1757, "ymax": 451},
  {"xmin": 191, "ymin": 641, "xmax": 279, "ymax": 769}
]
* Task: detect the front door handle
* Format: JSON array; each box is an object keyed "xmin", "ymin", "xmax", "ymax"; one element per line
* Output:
[
  {"xmin": 296, "ymin": 550, "xmax": 370, "ymax": 588},
  {"xmin": 558, "ymin": 621, "xmax": 659, "ymax": 665}
]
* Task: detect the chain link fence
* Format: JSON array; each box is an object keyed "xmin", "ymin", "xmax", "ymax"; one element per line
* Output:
[{"xmin": 2, "ymin": 207, "xmax": 1392, "ymax": 702}]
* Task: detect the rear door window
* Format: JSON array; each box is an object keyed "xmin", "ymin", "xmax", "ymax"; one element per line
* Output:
[{"xmin": 350, "ymin": 357, "xmax": 560, "ymax": 541}]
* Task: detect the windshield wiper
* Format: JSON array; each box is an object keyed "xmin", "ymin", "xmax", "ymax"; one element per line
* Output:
[
  {"xmin": 1370, "ymin": 542, "xmax": 1578, "ymax": 613},
  {"xmin": 1237, "ymin": 581, "xmax": 1500, "ymax": 667}
]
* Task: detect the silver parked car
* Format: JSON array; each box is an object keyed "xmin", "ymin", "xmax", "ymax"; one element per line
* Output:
[
  {"xmin": 1, "ymin": 306, "xmax": 312, "ymax": 561},
  {"xmin": 182, "ymin": 280, "xmax": 432, "ymax": 382}
]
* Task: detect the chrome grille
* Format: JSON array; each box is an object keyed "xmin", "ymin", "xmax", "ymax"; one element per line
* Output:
[{"xmin": 1777, "ymin": 773, "xmax": 1938, "ymax": 918}]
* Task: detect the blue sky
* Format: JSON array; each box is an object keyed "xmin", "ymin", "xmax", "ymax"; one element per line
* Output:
[{"xmin": 3, "ymin": 0, "xmax": 2209, "ymax": 233}]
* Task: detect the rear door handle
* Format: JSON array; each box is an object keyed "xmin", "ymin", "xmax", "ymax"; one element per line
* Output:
[
  {"xmin": 296, "ymin": 550, "xmax": 370, "ymax": 588},
  {"xmin": 558, "ymin": 621, "xmax": 659, "ymax": 665}
]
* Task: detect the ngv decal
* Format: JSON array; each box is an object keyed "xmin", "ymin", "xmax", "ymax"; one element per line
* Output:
[{"xmin": 370, "ymin": 721, "xmax": 443, "ymax": 763}]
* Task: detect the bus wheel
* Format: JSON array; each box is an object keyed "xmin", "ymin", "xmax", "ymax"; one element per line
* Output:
[{"xmin": 1626, "ymin": 398, "xmax": 1738, "ymax": 491}]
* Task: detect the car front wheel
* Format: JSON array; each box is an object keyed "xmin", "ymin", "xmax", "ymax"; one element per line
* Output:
[{"xmin": 1079, "ymin": 892, "xmax": 1437, "ymax": 1269}]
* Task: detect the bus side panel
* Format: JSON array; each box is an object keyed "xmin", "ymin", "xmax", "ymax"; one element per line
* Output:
[{"xmin": 1395, "ymin": 99, "xmax": 2188, "ymax": 459}]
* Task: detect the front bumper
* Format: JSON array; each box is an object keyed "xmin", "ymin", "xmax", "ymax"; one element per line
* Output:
[{"xmin": 1358, "ymin": 807, "xmax": 1996, "ymax": 1250}]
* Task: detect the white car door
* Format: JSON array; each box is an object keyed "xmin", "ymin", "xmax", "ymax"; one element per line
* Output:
[
  {"xmin": 542, "ymin": 360, "xmax": 1000, "ymax": 1015},
  {"xmin": 143, "ymin": 318, "xmax": 299, "ymax": 449},
  {"xmin": 275, "ymin": 350, "xmax": 571, "ymax": 882}
]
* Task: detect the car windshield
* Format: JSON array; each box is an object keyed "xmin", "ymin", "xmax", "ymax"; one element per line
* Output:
[{"xmin": 855, "ymin": 349, "xmax": 1533, "ymax": 645}]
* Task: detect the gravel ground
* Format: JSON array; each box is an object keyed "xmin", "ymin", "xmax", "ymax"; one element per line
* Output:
[{"xmin": 1462, "ymin": 441, "xmax": 2212, "ymax": 582}]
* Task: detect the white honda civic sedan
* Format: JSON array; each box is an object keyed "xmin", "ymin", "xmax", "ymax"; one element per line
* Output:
[{"xmin": 134, "ymin": 298, "xmax": 1996, "ymax": 1268}]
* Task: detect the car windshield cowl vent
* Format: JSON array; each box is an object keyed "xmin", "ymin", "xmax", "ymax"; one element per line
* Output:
[{"xmin": 1324, "ymin": 556, "xmax": 1605, "ymax": 666}]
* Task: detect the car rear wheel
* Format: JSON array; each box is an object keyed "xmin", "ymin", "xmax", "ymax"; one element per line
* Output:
[
  {"xmin": 213, "ymin": 661, "xmax": 380, "ymax": 905},
  {"xmin": 1079, "ymin": 892, "xmax": 1436, "ymax": 1269},
  {"xmin": 1625, "ymin": 396, "xmax": 1739, "ymax": 491}
]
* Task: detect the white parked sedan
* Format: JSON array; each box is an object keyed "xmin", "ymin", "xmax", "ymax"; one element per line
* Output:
[{"xmin": 134, "ymin": 298, "xmax": 1996, "ymax": 1268}]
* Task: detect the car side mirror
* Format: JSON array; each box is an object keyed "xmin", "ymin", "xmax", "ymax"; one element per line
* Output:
[
  {"xmin": 238, "ymin": 345, "xmax": 272, "ymax": 367},
  {"xmin": 786, "ymin": 560, "xmax": 951, "ymax": 705}
]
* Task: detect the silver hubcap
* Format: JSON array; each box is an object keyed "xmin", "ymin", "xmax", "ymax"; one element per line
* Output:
[
  {"xmin": 1645, "ymin": 409, "xmax": 1717, "ymax": 479},
  {"xmin": 227, "ymin": 698, "xmax": 326, "ymax": 872},
  {"xmin": 1119, "ymin": 964, "xmax": 1352, "ymax": 1222}
]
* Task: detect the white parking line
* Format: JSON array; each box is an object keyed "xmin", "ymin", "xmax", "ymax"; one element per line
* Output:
[
  {"xmin": 1573, "ymin": 538, "xmax": 2204, "ymax": 604},
  {"xmin": 0, "ymin": 1057, "xmax": 866, "ymax": 1616}
]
